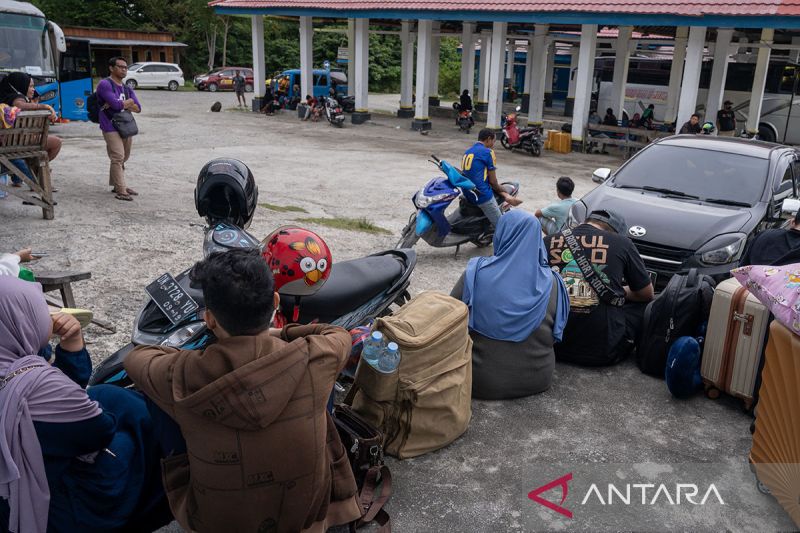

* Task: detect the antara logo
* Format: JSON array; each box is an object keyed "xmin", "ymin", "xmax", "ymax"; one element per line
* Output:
[{"xmin": 528, "ymin": 473, "xmax": 725, "ymax": 518}]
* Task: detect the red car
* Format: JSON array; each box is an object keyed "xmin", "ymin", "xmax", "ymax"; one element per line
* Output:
[{"xmin": 194, "ymin": 67, "xmax": 254, "ymax": 92}]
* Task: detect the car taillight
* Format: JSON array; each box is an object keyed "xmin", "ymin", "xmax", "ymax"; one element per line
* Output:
[{"xmin": 336, "ymin": 108, "xmax": 342, "ymax": 113}]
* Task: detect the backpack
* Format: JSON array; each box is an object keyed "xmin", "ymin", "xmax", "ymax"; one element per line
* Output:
[
  {"xmin": 637, "ymin": 269, "xmax": 715, "ymax": 376},
  {"xmin": 86, "ymin": 90, "xmax": 101, "ymax": 123},
  {"xmin": 347, "ymin": 291, "xmax": 472, "ymax": 459},
  {"xmin": 665, "ymin": 335, "xmax": 704, "ymax": 398}
]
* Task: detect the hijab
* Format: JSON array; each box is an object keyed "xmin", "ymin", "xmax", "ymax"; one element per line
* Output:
[
  {"xmin": 0, "ymin": 72, "xmax": 32, "ymax": 107},
  {"xmin": 0, "ymin": 277, "xmax": 102, "ymax": 533},
  {"xmin": 461, "ymin": 210, "xmax": 570, "ymax": 342}
]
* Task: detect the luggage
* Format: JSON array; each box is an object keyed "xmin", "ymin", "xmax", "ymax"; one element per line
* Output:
[
  {"xmin": 544, "ymin": 129, "xmax": 560, "ymax": 150},
  {"xmin": 637, "ymin": 268, "xmax": 715, "ymax": 376},
  {"xmin": 749, "ymin": 321, "xmax": 800, "ymax": 527},
  {"xmin": 701, "ymin": 277, "xmax": 770, "ymax": 409},
  {"xmin": 348, "ymin": 291, "xmax": 472, "ymax": 459},
  {"xmin": 550, "ymin": 131, "xmax": 572, "ymax": 153}
]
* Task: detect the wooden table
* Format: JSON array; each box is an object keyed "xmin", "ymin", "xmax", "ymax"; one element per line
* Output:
[{"xmin": 36, "ymin": 271, "xmax": 116, "ymax": 333}]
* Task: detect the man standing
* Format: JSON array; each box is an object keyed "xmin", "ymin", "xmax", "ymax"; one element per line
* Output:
[
  {"xmin": 232, "ymin": 70, "xmax": 246, "ymax": 108},
  {"xmin": 96, "ymin": 56, "xmax": 141, "ymax": 202},
  {"xmin": 461, "ymin": 129, "xmax": 522, "ymax": 228},
  {"xmin": 679, "ymin": 114, "xmax": 702, "ymax": 134},
  {"xmin": 716, "ymin": 100, "xmax": 737, "ymax": 137}
]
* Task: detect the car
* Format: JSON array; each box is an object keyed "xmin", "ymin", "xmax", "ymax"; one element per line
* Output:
[
  {"xmin": 123, "ymin": 62, "xmax": 184, "ymax": 91},
  {"xmin": 194, "ymin": 67, "xmax": 254, "ymax": 92},
  {"xmin": 268, "ymin": 69, "xmax": 348, "ymax": 99},
  {"xmin": 569, "ymin": 136, "xmax": 800, "ymax": 290}
]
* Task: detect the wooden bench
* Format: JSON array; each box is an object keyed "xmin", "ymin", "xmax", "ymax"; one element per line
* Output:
[
  {"xmin": 582, "ymin": 124, "xmax": 672, "ymax": 158},
  {"xmin": 0, "ymin": 110, "xmax": 54, "ymax": 219},
  {"xmin": 36, "ymin": 271, "xmax": 116, "ymax": 333}
]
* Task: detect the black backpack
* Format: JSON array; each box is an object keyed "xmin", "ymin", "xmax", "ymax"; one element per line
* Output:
[
  {"xmin": 86, "ymin": 90, "xmax": 101, "ymax": 123},
  {"xmin": 637, "ymin": 269, "xmax": 715, "ymax": 377}
]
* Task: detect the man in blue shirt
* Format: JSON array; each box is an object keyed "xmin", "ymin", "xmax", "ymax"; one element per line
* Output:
[
  {"xmin": 461, "ymin": 129, "xmax": 522, "ymax": 227},
  {"xmin": 536, "ymin": 176, "xmax": 577, "ymax": 235}
]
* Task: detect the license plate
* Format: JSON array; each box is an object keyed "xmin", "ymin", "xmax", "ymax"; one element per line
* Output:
[
  {"xmin": 145, "ymin": 273, "xmax": 199, "ymax": 326},
  {"xmin": 648, "ymin": 270, "xmax": 658, "ymax": 286}
]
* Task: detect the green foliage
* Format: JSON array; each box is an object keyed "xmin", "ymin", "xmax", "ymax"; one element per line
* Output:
[
  {"xmin": 297, "ymin": 217, "xmax": 391, "ymax": 235},
  {"xmin": 438, "ymin": 37, "xmax": 462, "ymax": 99}
]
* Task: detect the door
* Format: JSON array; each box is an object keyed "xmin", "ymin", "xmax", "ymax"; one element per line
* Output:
[
  {"xmin": 218, "ymin": 70, "xmax": 234, "ymax": 90},
  {"xmin": 59, "ymin": 38, "xmax": 92, "ymax": 121},
  {"xmin": 136, "ymin": 64, "xmax": 157, "ymax": 87}
]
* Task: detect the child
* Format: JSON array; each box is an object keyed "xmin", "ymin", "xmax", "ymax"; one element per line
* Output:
[{"xmin": 535, "ymin": 177, "xmax": 577, "ymax": 235}]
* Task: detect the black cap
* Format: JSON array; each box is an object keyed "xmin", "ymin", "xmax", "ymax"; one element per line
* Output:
[
  {"xmin": 586, "ymin": 209, "xmax": 627, "ymax": 234},
  {"xmin": 724, "ymin": 100, "xmax": 733, "ymax": 105}
]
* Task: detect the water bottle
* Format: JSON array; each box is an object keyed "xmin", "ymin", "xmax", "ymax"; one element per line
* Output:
[
  {"xmin": 361, "ymin": 331, "xmax": 384, "ymax": 368},
  {"xmin": 377, "ymin": 342, "xmax": 401, "ymax": 374},
  {"xmin": 0, "ymin": 173, "xmax": 7, "ymax": 199}
]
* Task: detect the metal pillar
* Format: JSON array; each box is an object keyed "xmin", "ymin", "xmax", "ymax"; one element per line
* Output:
[
  {"xmin": 412, "ymin": 19, "xmax": 433, "ymax": 130},
  {"xmin": 571, "ymin": 24, "xmax": 598, "ymax": 141},
  {"xmin": 610, "ymin": 26, "xmax": 633, "ymax": 119},
  {"xmin": 705, "ymin": 28, "xmax": 734, "ymax": 128},
  {"xmin": 352, "ymin": 18, "xmax": 371, "ymax": 124},
  {"xmin": 528, "ymin": 24, "xmax": 549, "ymax": 125},
  {"xmin": 487, "ymin": 21, "xmax": 508, "ymax": 130},
  {"xmin": 460, "ymin": 22, "xmax": 476, "ymax": 97},
  {"xmin": 676, "ymin": 26, "xmax": 706, "ymax": 129},
  {"xmin": 399, "ymin": 20, "xmax": 415, "ymax": 118},
  {"xmin": 346, "ymin": 19, "xmax": 355, "ymax": 97},
  {"xmin": 746, "ymin": 28, "xmax": 774, "ymax": 135},
  {"xmin": 664, "ymin": 27, "xmax": 688, "ymax": 126},
  {"xmin": 250, "ymin": 15, "xmax": 265, "ymax": 111},
  {"xmin": 429, "ymin": 22, "xmax": 441, "ymax": 107},
  {"xmin": 544, "ymin": 40, "xmax": 555, "ymax": 107},
  {"xmin": 476, "ymin": 29, "xmax": 491, "ymax": 112},
  {"xmin": 564, "ymin": 45, "xmax": 579, "ymax": 116},
  {"xmin": 299, "ymin": 16, "xmax": 313, "ymax": 101}
]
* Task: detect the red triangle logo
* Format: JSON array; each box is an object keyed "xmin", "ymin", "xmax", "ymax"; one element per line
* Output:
[{"xmin": 527, "ymin": 473, "xmax": 573, "ymax": 519}]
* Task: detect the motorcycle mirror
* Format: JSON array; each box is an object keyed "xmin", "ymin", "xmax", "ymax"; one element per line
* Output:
[
  {"xmin": 431, "ymin": 155, "xmax": 440, "ymax": 162},
  {"xmin": 781, "ymin": 198, "xmax": 800, "ymax": 216},
  {"xmin": 592, "ymin": 168, "xmax": 612, "ymax": 183}
]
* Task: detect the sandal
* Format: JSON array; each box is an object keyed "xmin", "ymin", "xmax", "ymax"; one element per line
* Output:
[
  {"xmin": 114, "ymin": 193, "xmax": 133, "ymax": 202},
  {"xmin": 126, "ymin": 188, "xmax": 138, "ymax": 196}
]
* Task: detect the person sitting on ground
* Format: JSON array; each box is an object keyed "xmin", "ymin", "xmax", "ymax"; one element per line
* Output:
[
  {"xmin": 741, "ymin": 208, "xmax": 800, "ymax": 266},
  {"xmin": 461, "ymin": 129, "xmax": 522, "ymax": 228},
  {"xmin": 302, "ymin": 94, "xmax": 317, "ymax": 121},
  {"xmin": 536, "ymin": 177, "xmax": 577, "ymax": 235},
  {"xmin": 679, "ymin": 113, "xmax": 702, "ymax": 134},
  {"xmin": 0, "ymin": 276, "xmax": 169, "ymax": 533},
  {"xmin": 460, "ymin": 89, "xmax": 473, "ymax": 111},
  {"xmin": 124, "ymin": 248, "xmax": 361, "ymax": 532},
  {"xmin": 602, "ymin": 107, "xmax": 618, "ymax": 127},
  {"xmin": 289, "ymin": 84, "xmax": 302, "ymax": 109},
  {"xmin": 0, "ymin": 72, "xmax": 61, "ymax": 162},
  {"xmin": 545, "ymin": 209, "xmax": 654, "ymax": 366},
  {"xmin": 451, "ymin": 210, "xmax": 570, "ymax": 400},
  {"xmin": 260, "ymin": 86, "xmax": 276, "ymax": 114}
]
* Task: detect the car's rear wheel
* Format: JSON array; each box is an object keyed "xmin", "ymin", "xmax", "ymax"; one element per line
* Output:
[
  {"xmin": 168, "ymin": 81, "xmax": 179, "ymax": 91},
  {"xmin": 125, "ymin": 79, "xmax": 137, "ymax": 89},
  {"xmin": 208, "ymin": 83, "xmax": 218, "ymax": 92},
  {"xmin": 245, "ymin": 83, "xmax": 253, "ymax": 93}
]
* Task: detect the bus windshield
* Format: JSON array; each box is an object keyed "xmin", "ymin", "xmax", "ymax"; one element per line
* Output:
[{"xmin": 0, "ymin": 13, "xmax": 56, "ymax": 77}]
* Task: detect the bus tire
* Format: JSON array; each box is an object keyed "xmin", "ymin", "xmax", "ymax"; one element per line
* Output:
[{"xmin": 757, "ymin": 124, "xmax": 777, "ymax": 143}]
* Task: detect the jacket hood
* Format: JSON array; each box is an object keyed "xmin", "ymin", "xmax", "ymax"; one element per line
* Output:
[{"xmin": 169, "ymin": 332, "xmax": 311, "ymax": 430}]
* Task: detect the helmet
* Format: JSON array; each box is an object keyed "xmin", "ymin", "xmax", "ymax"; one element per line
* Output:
[
  {"xmin": 261, "ymin": 226, "xmax": 332, "ymax": 297},
  {"xmin": 702, "ymin": 121, "xmax": 715, "ymax": 134},
  {"xmin": 195, "ymin": 158, "xmax": 258, "ymax": 228}
]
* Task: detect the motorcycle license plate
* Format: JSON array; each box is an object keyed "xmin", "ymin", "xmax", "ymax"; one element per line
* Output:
[{"xmin": 145, "ymin": 273, "xmax": 200, "ymax": 326}]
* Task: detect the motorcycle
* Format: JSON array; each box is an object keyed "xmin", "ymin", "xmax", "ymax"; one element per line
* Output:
[
  {"xmin": 89, "ymin": 221, "xmax": 416, "ymax": 387},
  {"xmin": 396, "ymin": 155, "xmax": 520, "ymax": 250},
  {"xmin": 452, "ymin": 103, "xmax": 474, "ymax": 134},
  {"xmin": 500, "ymin": 107, "xmax": 544, "ymax": 157},
  {"xmin": 324, "ymin": 96, "xmax": 346, "ymax": 127}
]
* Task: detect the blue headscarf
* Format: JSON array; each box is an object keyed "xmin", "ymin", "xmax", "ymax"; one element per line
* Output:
[{"xmin": 461, "ymin": 210, "xmax": 569, "ymax": 342}]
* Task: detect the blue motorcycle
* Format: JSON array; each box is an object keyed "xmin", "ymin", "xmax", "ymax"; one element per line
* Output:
[{"xmin": 396, "ymin": 155, "xmax": 520, "ymax": 250}]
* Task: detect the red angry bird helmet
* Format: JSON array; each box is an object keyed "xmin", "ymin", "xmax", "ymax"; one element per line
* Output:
[{"xmin": 261, "ymin": 226, "xmax": 332, "ymax": 297}]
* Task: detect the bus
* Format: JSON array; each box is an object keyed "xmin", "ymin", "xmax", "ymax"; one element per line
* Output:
[
  {"xmin": 0, "ymin": 0, "xmax": 92, "ymax": 121},
  {"xmin": 594, "ymin": 56, "xmax": 800, "ymax": 144}
]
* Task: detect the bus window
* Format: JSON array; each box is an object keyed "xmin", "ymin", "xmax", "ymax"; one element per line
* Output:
[{"xmin": 779, "ymin": 66, "xmax": 798, "ymax": 94}]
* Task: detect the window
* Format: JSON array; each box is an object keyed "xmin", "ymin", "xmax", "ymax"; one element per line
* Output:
[
  {"xmin": 776, "ymin": 159, "xmax": 795, "ymax": 196},
  {"xmin": 132, "ymin": 51, "xmax": 139, "ymax": 63},
  {"xmin": 146, "ymin": 50, "xmax": 152, "ymax": 61},
  {"xmin": 160, "ymin": 51, "xmax": 166, "ymax": 62},
  {"xmin": 139, "ymin": 65, "xmax": 157, "ymax": 72},
  {"xmin": 314, "ymin": 74, "xmax": 326, "ymax": 86}
]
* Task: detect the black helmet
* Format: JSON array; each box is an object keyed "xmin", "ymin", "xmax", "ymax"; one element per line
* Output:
[{"xmin": 195, "ymin": 158, "xmax": 258, "ymax": 228}]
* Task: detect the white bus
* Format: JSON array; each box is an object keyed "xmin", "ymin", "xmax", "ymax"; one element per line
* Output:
[{"xmin": 594, "ymin": 57, "xmax": 800, "ymax": 144}]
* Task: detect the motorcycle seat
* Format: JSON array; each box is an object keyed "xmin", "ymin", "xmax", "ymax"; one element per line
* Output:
[
  {"xmin": 280, "ymin": 254, "xmax": 403, "ymax": 324},
  {"xmin": 458, "ymin": 183, "xmax": 516, "ymax": 216}
]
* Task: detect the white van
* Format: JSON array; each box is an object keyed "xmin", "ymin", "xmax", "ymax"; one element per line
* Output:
[{"xmin": 123, "ymin": 62, "xmax": 184, "ymax": 91}]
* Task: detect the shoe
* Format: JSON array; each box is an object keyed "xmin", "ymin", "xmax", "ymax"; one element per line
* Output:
[
  {"xmin": 114, "ymin": 193, "xmax": 133, "ymax": 201},
  {"xmin": 126, "ymin": 188, "xmax": 138, "ymax": 196}
]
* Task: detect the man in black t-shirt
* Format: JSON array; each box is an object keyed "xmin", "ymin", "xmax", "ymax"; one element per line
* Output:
[
  {"xmin": 545, "ymin": 210, "xmax": 654, "ymax": 366},
  {"xmin": 716, "ymin": 101, "xmax": 736, "ymax": 137},
  {"xmin": 741, "ymin": 210, "xmax": 800, "ymax": 266}
]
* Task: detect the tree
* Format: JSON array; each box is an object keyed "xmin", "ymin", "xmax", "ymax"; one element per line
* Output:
[{"xmin": 220, "ymin": 16, "xmax": 232, "ymax": 67}]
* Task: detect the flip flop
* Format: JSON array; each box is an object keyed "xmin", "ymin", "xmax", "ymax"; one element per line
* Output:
[
  {"xmin": 114, "ymin": 193, "xmax": 133, "ymax": 202},
  {"xmin": 126, "ymin": 188, "xmax": 138, "ymax": 196}
]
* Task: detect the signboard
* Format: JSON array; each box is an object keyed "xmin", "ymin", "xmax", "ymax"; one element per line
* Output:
[
  {"xmin": 145, "ymin": 273, "xmax": 199, "ymax": 326},
  {"xmin": 337, "ymin": 47, "xmax": 349, "ymax": 61}
]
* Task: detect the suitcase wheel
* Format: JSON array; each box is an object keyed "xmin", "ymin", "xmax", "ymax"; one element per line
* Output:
[
  {"xmin": 704, "ymin": 386, "xmax": 721, "ymax": 400},
  {"xmin": 756, "ymin": 479, "xmax": 771, "ymax": 495},
  {"xmin": 741, "ymin": 398, "xmax": 754, "ymax": 414},
  {"xmin": 749, "ymin": 420, "xmax": 756, "ymax": 434}
]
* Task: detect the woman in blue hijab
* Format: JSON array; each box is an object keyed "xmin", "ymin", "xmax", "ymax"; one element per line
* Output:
[{"xmin": 450, "ymin": 210, "xmax": 569, "ymax": 400}]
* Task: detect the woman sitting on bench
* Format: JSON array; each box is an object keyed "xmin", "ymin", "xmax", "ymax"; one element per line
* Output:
[{"xmin": 0, "ymin": 72, "xmax": 62, "ymax": 163}]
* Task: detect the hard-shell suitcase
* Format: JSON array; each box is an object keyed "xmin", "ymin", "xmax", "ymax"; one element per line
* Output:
[
  {"xmin": 749, "ymin": 320, "xmax": 800, "ymax": 527},
  {"xmin": 701, "ymin": 277, "xmax": 770, "ymax": 409}
]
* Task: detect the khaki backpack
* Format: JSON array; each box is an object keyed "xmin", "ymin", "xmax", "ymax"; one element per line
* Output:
[{"xmin": 348, "ymin": 291, "xmax": 473, "ymax": 459}]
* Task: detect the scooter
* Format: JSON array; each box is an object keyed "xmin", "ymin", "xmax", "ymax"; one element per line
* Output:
[
  {"xmin": 324, "ymin": 96, "xmax": 346, "ymax": 127},
  {"xmin": 89, "ymin": 221, "xmax": 416, "ymax": 387},
  {"xmin": 452, "ymin": 103, "xmax": 474, "ymax": 134},
  {"xmin": 396, "ymin": 155, "xmax": 520, "ymax": 250},
  {"xmin": 500, "ymin": 107, "xmax": 544, "ymax": 157}
]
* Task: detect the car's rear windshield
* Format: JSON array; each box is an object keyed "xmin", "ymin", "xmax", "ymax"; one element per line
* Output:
[{"xmin": 612, "ymin": 144, "xmax": 769, "ymax": 206}]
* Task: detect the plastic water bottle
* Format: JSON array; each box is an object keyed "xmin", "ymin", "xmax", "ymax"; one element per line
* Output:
[
  {"xmin": 362, "ymin": 331, "xmax": 384, "ymax": 368},
  {"xmin": 0, "ymin": 173, "xmax": 7, "ymax": 199},
  {"xmin": 377, "ymin": 342, "xmax": 401, "ymax": 374}
]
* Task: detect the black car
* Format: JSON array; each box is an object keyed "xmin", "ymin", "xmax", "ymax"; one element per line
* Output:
[{"xmin": 569, "ymin": 136, "xmax": 800, "ymax": 290}]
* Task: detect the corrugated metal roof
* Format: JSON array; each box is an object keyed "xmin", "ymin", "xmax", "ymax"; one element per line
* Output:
[
  {"xmin": 210, "ymin": 0, "xmax": 800, "ymax": 17},
  {"xmin": 82, "ymin": 37, "xmax": 188, "ymax": 47}
]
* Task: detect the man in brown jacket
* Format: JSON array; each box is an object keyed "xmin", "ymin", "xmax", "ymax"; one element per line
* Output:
[{"xmin": 124, "ymin": 249, "xmax": 361, "ymax": 532}]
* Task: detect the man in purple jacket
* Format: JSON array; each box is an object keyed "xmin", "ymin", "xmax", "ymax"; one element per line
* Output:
[{"xmin": 96, "ymin": 56, "xmax": 141, "ymax": 201}]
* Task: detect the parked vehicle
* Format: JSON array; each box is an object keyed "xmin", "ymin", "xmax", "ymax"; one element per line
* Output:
[
  {"xmin": 396, "ymin": 155, "xmax": 520, "ymax": 250},
  {"xmin": 124, "ymin": 62, "xmax": 184, "ymax": 91},
  {"xmin": 269, "ymin": 69, "xmax": 348, "ymax": 100},
  {"xmin": 323, "ymin": 96, "xmax": 345, "ymax": 127},
  {"xmin": 572, "ymin": 136, "xmax": 800, "ymax": 291},
  {"xmin": 500, "ymin": 108, "xmax": 544, "ymax": 156},
  {"xmin": 194, "ymin": 67, "xmax": 253, "ymax": 92},
  {"xmin": 452, "ymin": 103, "xmax": 474, "ymax": 134}
]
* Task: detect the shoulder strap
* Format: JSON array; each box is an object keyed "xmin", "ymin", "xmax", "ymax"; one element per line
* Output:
[
  {"xmin": 770, "ymin": 244, "xmax": 800, "ymax": 266},
  {"xmin": 355, "ymin": 465, "xmax": 392, "ymax": 532},
  {"xmin": 561, "ymin": 227, "xmax": 626, "ymax": 307}
]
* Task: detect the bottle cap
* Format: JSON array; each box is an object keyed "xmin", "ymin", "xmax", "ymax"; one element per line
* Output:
[
  {"xmin": 371, "ymin": 331, "xmax": 383, "ymax": 340},
  {"xmin": 387, "ymin": 341, "xmax": 398, "ymax": 351}
]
